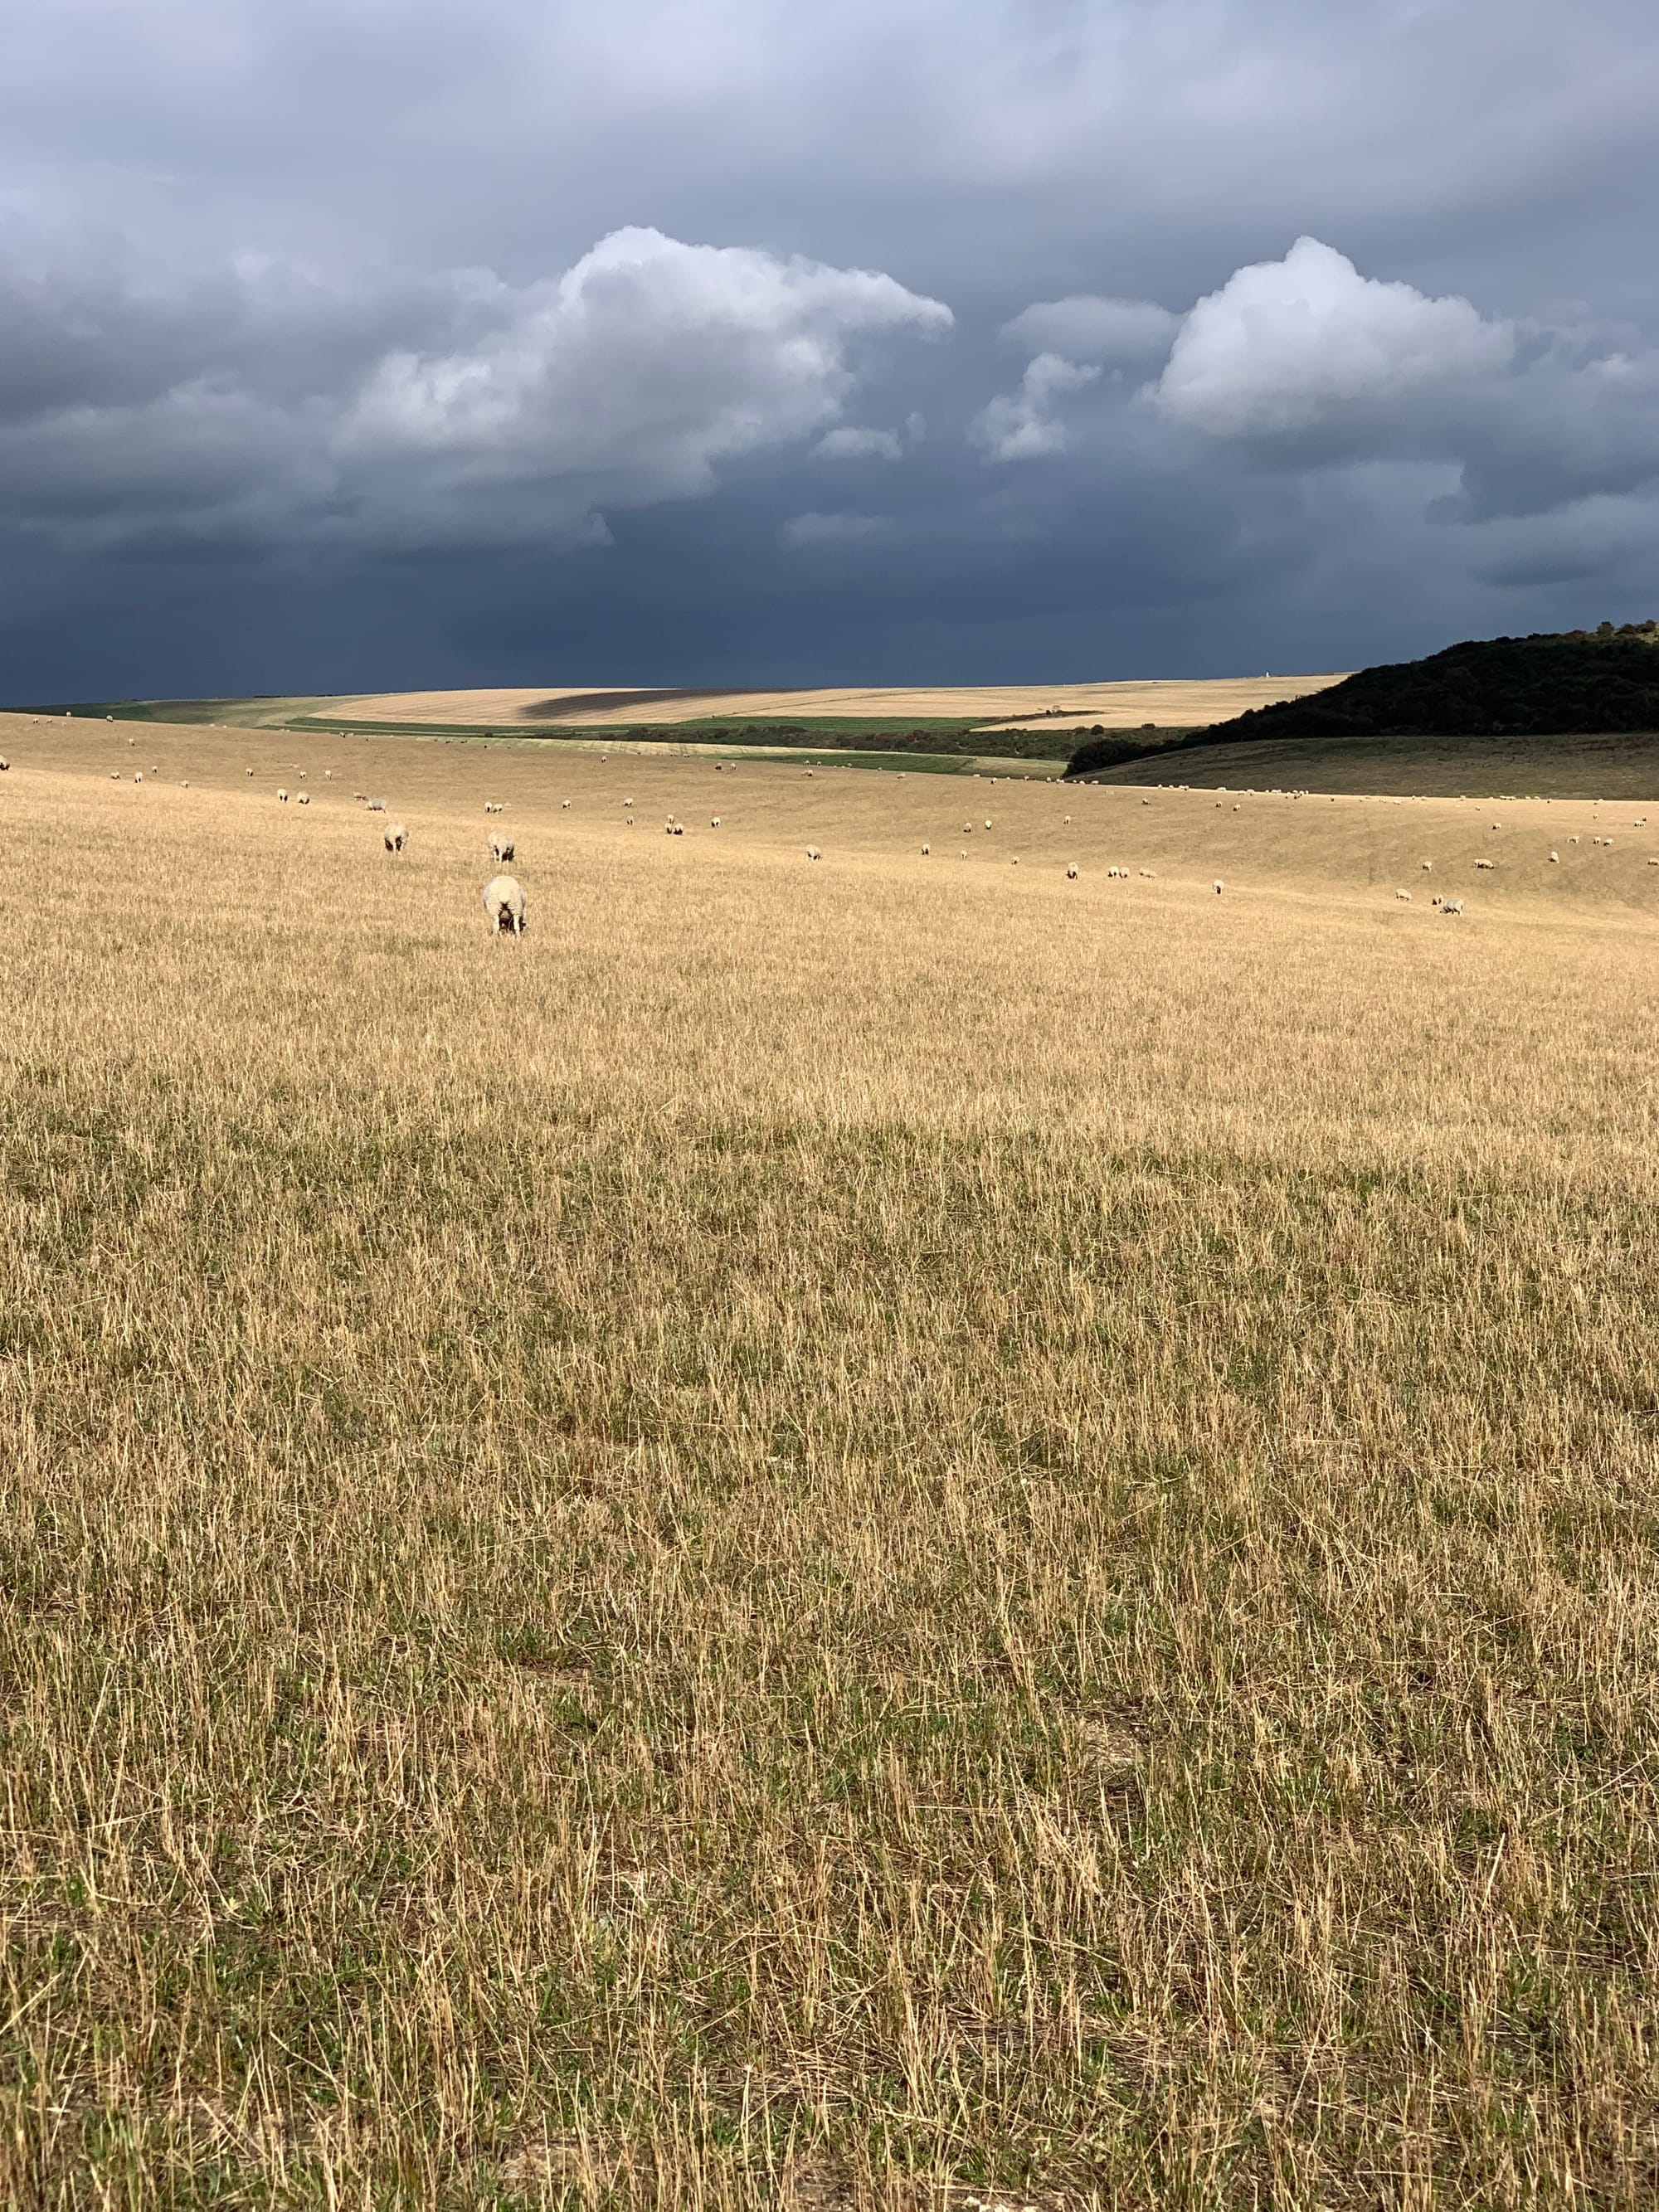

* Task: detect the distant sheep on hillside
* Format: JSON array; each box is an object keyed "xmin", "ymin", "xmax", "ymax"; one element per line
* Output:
[
  {"xmin": 384, "ymin": 822, "xmax": 407, "ymax": 853},
  {"xmin": 489, "ymin": 834, "xmax": 514, "ymax": 863},
  {"xmin": 1066, "ymin": 864, "xmax": 1078, "ymax": 879}
]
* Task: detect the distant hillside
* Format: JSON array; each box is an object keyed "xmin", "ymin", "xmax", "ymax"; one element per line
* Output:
[{"xmin": 1066, "ymin": 622, "xmax": 1659, "ymax": 780}]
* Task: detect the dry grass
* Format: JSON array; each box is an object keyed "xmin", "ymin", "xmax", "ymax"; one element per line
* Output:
[
  {"xmin": 2, "ymin": 716, "xmax": 1658, "ymax": 2209},
  {"xmin": 329, "ymin": 677, "xmax": 1345, "ymax": 731}
]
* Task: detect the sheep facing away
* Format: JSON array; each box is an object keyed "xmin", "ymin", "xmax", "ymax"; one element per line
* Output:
[
  {"xmin": 805, "ymin": 846, "xmax": 821, "ymax": 861},
  {"xmin": 489, "ymin": 834, "xmax": 515, "ymax": 863},
  {"xmin": 483, "ymin": 873, "xmax": 527, "ymax": 936},
  {"xmin": 296, "ymin": 792, "xmax": 310, "ymax": 806},
  {"xmin": 383, "ymin": 822, "xmax": 408, "ymax": 853},
  {"xmin": 1066, "ymin": 864, "xmax": 1078, "ymax": 879},
  {"xmin": 484, "ymin": 801, "xmax": 504, "ymax": 814},
  {"xmin": 276, "ymin": 788, "xmax": 287, "ymax": 801}
]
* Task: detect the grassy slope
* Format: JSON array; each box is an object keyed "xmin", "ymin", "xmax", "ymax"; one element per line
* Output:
[
  {"xmin": 2, "ymin": 713, "xmax": 1657, "ymax": 2206},
  {"xmin": 1073, "ymin": 725, "xmax": 1659, "ymax": 798}
]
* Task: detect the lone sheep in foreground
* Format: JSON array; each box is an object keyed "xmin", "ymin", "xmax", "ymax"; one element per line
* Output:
[
  {"xmin": 384, "ymin": 822, "xmax": 408, "ymax": 853},
  {"xmin": 490, "ymin": 834, "xmax": 515, "ymax": 863},
  {"xmin": 484, "ymin": 874, "xmax": 526, "ymax": 935}
]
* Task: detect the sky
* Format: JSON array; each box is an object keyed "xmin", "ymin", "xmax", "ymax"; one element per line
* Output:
[{"xmin": 2, "ymin": 0, "xmax": 1657, "ymax": 698}]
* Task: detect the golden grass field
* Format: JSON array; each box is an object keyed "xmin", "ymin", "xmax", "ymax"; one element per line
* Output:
[
  {"xmin": 320, "ymin": 676, "xmax": 1344, "ymax": 732},
  {"xmin": 3, "ymin": 710, "xmax": 1658, "ymax": 2208}
]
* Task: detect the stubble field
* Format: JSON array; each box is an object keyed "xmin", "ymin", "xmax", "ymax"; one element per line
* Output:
[{"xmin": 2, "ymin": 715, "xmax": 1657, "ymax": 2209}]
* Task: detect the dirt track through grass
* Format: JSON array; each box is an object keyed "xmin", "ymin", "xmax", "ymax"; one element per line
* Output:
[{"xmin": 2, "ymin": 720, "xmax": 1657, "ymax": 2207}]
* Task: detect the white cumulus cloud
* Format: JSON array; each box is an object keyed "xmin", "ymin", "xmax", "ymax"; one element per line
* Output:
[
  {"xmin": 1000, "ymin": 295, "xmax": 1178, "ymax": 363},
  {"xmin": 0, "ymin": 224, "xmax": 952, "ymax": 550},
  {"xmin": 810, "ymin": 425, "xmax": 904, "ymax": 462},
  {"xmin": 1150, "ymin": 236, "xmax": 1514, "ymax": 450},
  {"xmin": 971, "ymin": 352, "xmax": 1102, "ymax": 462}
]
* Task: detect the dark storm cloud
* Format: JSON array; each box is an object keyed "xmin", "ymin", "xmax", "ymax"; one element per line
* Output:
[{"xmin": 1, "ymin": 0, "xmax": 1657, "ymax": 694}]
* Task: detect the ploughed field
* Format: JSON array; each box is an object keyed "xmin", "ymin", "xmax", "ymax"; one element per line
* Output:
[{"xmin": 3, "ymin": 712, "xmax": 1658, "ymax": 2208}]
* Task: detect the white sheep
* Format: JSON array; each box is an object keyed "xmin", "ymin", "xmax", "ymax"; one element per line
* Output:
[
  {"xmin": 297, "ymin": 791, "xmax": 310, "ymax": 805},
  {"xmin": 0, "ymin": 757, "xmax": 10, "ymax": 771},
  {"xmin": 984, "ymin": 819, "xmax": 993, "ymax": 829},
  {"xmin": 562, "ymin": 800, "xmax": 571, "ymax": 809},
  {"xmin": 922, "ymin": 843, "xmax": 931, "ymax": 855},
  {"xmin": 483, "ymin": 873, "xmax": 527, "ymax": 935},
  {"xmin": 484, "ymin": 801, "xmax": 504, "ymax": 814},
  {"xmin": 1214, "ymin": 880, "xmax": 1224, "ymax": 895},
  {"xmin": 1066, "ymin": 863, "xmax": 1078, "ymax": 879},
  {"xmin": 1442, "ymin": 897, "xmax": 1463, "ymax": 915},
  {"xmin": 1395, "ymin": 889, "xmax": 1412, "ymax": 901},
  {"xmin": 384, "ymin": 822, "xmax": 408, "ymax": 853},
  {"xmin": 1475, "ymin": 858, "xmax": 1493, "ymax": 869},
  {"xmin": 711, "ymin": 817, "xmax": 721, "ymax": 827},
  {"xmin": 1139, "ymin": 868, "xmax": 1156, "ymax": 878},
  {"xmin": 490, "ymin": 834, "xmax": 515, "ymax": 863},
  {"xmin": 246, "ymin": 768, "xmax": 254, "ymax": 777},
  {"xmin": 1421, "ymin": 860, "xmax": 1433, "ymax": 871},
  {"xmin": 1549, "ymin": 850, "xmax": 1559, "ymax": 863},
  {"xmin": 276, "ymin": 787, "xmax": 287, "ymax": 801},
  {"xmin": 805, "ymin": 846, "xmax": 821, "ymax": 861}
]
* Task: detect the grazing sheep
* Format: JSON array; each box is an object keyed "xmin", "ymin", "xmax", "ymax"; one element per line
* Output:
[
  {"xmin": 1395, "ymin": 889, "xmax": 1412, "ymax": 901},
  {"xmin": 246, "ymin": 768, "xmax": 254, "ymax": 777},
  {"xmin": 489, "ymin": 834, "xmax": 515, "ymax": 863},
  {"xmin": 1139, "ymin": 868, "xmax": 1156, "ymax": 878},
  {"xmin": 922, "ymin": 843, "xmax": 931, "ymax": 855},
  {"xmin": 483, "ymin": 874, "xmax": 527, "ymax": 935},
  {"xmin": 1214, "ymin": 880, "xmax": 1224, "ymax": 895},
  {"xmin": 1420, "ymin": 860, "xmax": 1433, "ymax": 871},
  {"xmin": 0, "ymin": 758, "xmax": 9, "ymax": 771},
  {"xmin": 805, "ymin": 846, "xmax": 821, "ymax": 860},
  {"xmin": 484, "ymin": 801, "xmax": 504, "ymax": 814},
  {"xmin": 297, "ymin": 791, "xmax": 310, "ymax": 805},
  {"xmin": 962, "ymin": 824, "xmax": 973, "ymax": 834},
  {"xmin": 384, "ymin": 822, "xmax": 408, "ymax": 853},
  {"xmin": 711, "ymin": 817, "xmax": 721, "ymax": 827},
  {"xmin": 1549, "ymin": 850, "xmax": 1559, "ymax": 863},
  {"xmin": 1066, "ymin": 863, "xmax": 1078, "ymax": 879},
  {"xmin": 109, "ymin": 771, "xmax": 119, "ymax": 780},
  {"xmin": 324, "ymin": 770, "xmax": 333, "ymax": 779},
  {"xmin": 984, "ymin": 819, "xmax": 993, "ymax": 829},
  {"xmin": 1443, "ymin": 897, "xmax": 1463, "ymax": 915},
  {"xmin": 1474, "ymin": 858, "xmax": 1493, "ymax": 869},
  {"xmin": 367, "ymin": 798, "xmax": 386, "ymax": 811},
  {"xmin": 276, "ymin": 787, "xmax": 287, "ymax": 801},
  {"xmin": 562, "ymin": 800, "xmax": 571, "ymax": 809}
]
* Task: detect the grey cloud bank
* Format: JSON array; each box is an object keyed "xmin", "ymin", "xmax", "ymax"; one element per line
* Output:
[{"xmin": 1, "ymin": 0, "xmax": 1657, "ymax": 696}]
